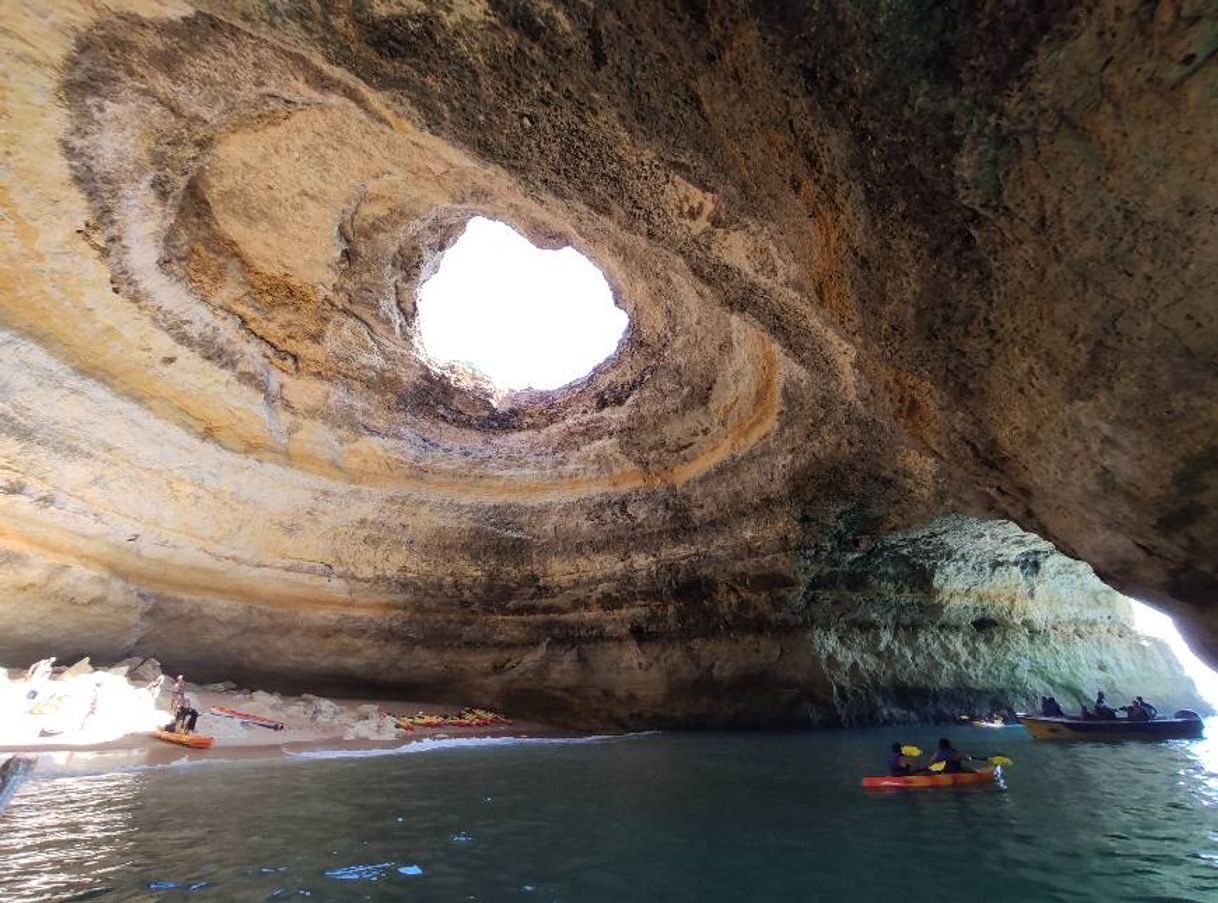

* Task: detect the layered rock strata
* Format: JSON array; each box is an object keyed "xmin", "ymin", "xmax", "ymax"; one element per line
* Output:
[
  {"xmin": 1, "ymin": 2, "xmax": 1215, "ymax": 726},
  {"xmin": 794, "ymin": 516, "xmax": 1198, "ymax": 725}
]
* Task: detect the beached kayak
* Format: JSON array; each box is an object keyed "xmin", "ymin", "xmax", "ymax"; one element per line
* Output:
[
  {"xmin": 1019, "ymin": 714, "xmax": 1203, "ymax": 741},
  {"xmin": 153, "ymin": 730, "xmax": 214, "ymax": 749},
  {"xmin": 208, "ymin": 706, "xmax": 285, "ymax": 730},
  {"xmin": 862, "ymin": 765, "xmax": 996, "ymax": 789},
  {"xmin": 389, "ymin": 708, "xmax": 510, "ymax": 730}
]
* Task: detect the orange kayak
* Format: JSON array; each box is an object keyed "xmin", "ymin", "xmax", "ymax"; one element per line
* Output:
[
  {"xmin": 153, "ymin": 729, "xmax": 214, "ymax": 749},
  {"xmin": 862, "ymin": 765, "xmax": 995, "ymax": 789}
]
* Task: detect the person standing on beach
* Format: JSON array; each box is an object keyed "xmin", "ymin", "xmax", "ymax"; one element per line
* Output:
[{"xmin": 170, "ymin": 674, "xmax": 199, "ymax": 734}]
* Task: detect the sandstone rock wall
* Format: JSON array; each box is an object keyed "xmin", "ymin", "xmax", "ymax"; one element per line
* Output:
[
  {"xmin": 795, "ymin": 516, "xmax": 1201, "ymax": 724},
  {"xmin": 0, "ymin": 1, "xmax": 1214, "ymax": 727},
  {"xmin": 0, "ymin": 507, "xmax": 1199, "ymax": 728}
]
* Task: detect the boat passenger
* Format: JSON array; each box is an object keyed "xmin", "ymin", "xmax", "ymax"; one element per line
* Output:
[
  {"xmin": 1135, "ymin": 696, "xmax": 1158, "ymax": 720},
  {"xmin": 929, "ymin": 737, "xmax": 971, "ymax": 774},
  {"xmin": 1123, "ymin": 701, "xmax": 1151, "ymax": 722},
  {"xmin": 1093, "ymin": 691, "xmax": 1118, "ymax": 719},
  {"xmin": 887, "ymin": 743, "xmax": 912, "ymax": 776},
  {"xmin": 1041, "ymin": 696, "xmax": 1065, "ymax": 717}
]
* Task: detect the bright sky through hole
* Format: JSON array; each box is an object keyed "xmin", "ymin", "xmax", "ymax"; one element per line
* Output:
[
  {"xmin": 1130, "ymin": 598, "xmax": 1218, "ymax": 710},
  {"xmin": 415, "ymin": 217, "xmax": 628, "ymax": 391}
]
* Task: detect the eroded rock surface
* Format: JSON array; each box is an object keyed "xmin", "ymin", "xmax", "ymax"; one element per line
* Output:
[{"xmin": 1, "ymin": 2, "xmax": 1215, "ymax": 726}]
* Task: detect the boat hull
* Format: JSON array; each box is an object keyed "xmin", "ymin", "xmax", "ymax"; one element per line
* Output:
[
  {"xmin": 1019, "ymin": 716, "xmax": 1203, "ymax": 741},
  {"xmin": 862, "ymin": 765, "xmax": 996, "ymax": 789}
]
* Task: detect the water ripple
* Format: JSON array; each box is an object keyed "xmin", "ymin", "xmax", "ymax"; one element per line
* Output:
[{"xmin": 1, "ymin": 724, "xmax": 1217, "ymax": 901}]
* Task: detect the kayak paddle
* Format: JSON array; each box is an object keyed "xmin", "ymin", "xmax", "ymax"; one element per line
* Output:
[
  {"xmin": 901, "ymin": 745, "xmax": 923, "ymax": 757},
  {"xmin": 928, "ymin": 755, "xmax": 1011, "ymax": 772}
]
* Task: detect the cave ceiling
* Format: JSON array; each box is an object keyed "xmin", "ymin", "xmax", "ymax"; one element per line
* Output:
[{"xmin": 1, "ymin": 1, "xmax": 1216, "ymax": 721}]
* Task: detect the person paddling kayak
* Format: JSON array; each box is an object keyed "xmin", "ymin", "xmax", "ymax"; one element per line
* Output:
[
  {"xmin": 927, "ymin": 737, "xmax": 972, "ymax": 774},
  {"xmin": 887, "ymin": 743, "xmax": 914, "ymax": 776}
]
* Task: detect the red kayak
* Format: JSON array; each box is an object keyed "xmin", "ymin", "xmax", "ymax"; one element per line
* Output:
[
  {"xmin": 208, "ymin": 706, "xmax": 285, "ymax": 731},
  {"xmin": 862, "ymin": 765, "xmax": 996, "ymax": 789}
]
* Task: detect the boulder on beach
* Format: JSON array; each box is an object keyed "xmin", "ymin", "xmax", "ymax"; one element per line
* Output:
[
  {"xmin": 63, "ymin": 658, "xmax": 93, "ymax": 678},
  {"xmin": 343, "ymin": 714, "xmax": 400, "ymax": 741},
  {"xmin": 128, "ymin": 659, "xmax": 163, "ymax": 683},
  {"xmin": 250, "ymin": 690, "xmax": 282, "ymax": 707},
  {"xmin": 106, "ymin": 657, "xmax": 162, "ymax": 683},
  {"xmin": 302, "ymin": 694, "xmax": 341, "ymax": 723}
]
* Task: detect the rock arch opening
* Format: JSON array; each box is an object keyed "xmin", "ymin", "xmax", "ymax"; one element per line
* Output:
[
  {"xmin": 1130, "ymin": 600, "xmax": 1218, "ymax": 710},
  {"xmin": 414, "ymin": 217, "xmax": 628, "ymax": 394}
]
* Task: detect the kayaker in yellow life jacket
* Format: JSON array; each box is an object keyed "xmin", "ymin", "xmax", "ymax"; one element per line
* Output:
[{"xmin": 887, "ymin": 743, "xmax": 913, "ymax": 776}]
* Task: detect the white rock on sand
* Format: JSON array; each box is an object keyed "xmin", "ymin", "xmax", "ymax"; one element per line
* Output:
[
  {"xmin": 62, "ymin": 657, "xmax": 93, "ymax": 678},
  {"xmin": 301, "ymin": 694, "xmax": 341, "ymax": 723},
  {"xmin": 107, "ymin": 657, "xmax": 159, "ymax": 680},
  {"xmin": 344, "ymin": 710, "xmax": 400, "ymax": 741}
]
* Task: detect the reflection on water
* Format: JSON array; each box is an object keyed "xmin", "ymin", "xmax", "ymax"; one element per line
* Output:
[
  {"xmin": 0, "ymin": 770, "xmax": 138, "ymax": 901},
  {"xmin": 1180, "ymin": 719, "xmax": 1218, "ymax": 806},
  {"xmin": 1, "ymin": 727, "xmax": 1216, "ymax": 901}
]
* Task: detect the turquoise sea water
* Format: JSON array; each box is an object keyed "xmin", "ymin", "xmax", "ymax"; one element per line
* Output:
[{"xmin": 1, "ymin": 721, "xmax": 1216, "ymax": 901}]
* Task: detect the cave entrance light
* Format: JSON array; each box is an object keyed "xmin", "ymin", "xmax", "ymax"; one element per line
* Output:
[
  {"xmin": 414, "ymin": 217, "xmax": 629, "ymax": 393},
  {"xmin": 1130, "ymin": 599, "xmax": 1218, "ymax": 710}
]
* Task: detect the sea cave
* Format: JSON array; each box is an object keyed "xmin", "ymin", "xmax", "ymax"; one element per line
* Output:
[{"xmin": 2, "ymin": 2, "xmax": 1218, "ymax": 899}]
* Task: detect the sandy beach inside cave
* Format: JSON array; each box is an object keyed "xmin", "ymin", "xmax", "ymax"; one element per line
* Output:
[{"xmin": 0, "ymin": 664, "xmax": 563, "ymax": 777}]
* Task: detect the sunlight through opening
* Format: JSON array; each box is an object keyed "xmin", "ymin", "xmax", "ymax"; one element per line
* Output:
[
  {"xmin": 1130, "ymin": 598, "xmax": 1218, "ymax": 711},
  {"xmin": 414, "ymin": 217, "xmax": 629, "ymax": 392}
]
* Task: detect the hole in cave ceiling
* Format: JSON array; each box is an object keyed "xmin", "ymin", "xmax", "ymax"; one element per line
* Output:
[{"xmin": 414, "ymin": 217, "xmax": 628, "ymax": 393}]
